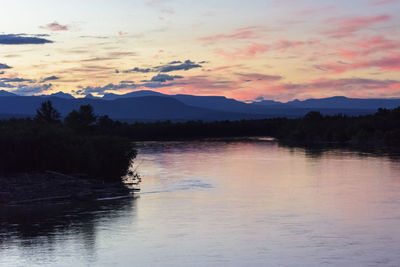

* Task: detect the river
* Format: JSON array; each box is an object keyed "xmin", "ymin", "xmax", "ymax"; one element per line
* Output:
[{"xmin": 1, "ymin": 139, "xmax": 400, "ymax": 266}]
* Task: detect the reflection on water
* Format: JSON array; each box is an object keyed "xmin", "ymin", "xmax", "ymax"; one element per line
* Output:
[
  {"xmin": 2, "ymin": 140, "xmax": 400, "ymax": 266},
  {"xmin": 1, "ymin": 199, "xmax": 137, "ymax": 266}
]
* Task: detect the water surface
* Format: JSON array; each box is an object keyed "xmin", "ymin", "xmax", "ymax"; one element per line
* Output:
[{"xmin": 1, "ymin": 140, "xmax": 400, "ymax": 266}]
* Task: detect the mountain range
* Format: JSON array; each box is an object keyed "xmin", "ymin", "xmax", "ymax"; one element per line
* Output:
[{"xmin": 1, "ymin": 90, "xmax": 399, "ymax": 121}]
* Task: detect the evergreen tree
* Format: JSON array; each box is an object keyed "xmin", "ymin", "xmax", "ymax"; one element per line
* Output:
[
  {"xmin": 65, "ymin": 104, "xmax": 97, "ymax": 132},
  {"xmin": 35, "ymin": 101, "xmax": 61, "ymax": 123}
]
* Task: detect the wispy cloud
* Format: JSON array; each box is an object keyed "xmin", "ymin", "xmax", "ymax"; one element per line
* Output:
[
  {"xmin": 123, "ymin": 60, "xmax": 204, "ymax": 73},
  {"xmin": 0, "ymin": 77, "xmax": 35, "ymax": 83},
  {"xmin": 123, "ymin": 67, "xmax": 152, "ymax": 73},
  {"xmin": 214, "ymin": 38, "xmax": 317, "ymax": 60},
  {"xmin": 322, "ymin": 15, "xmax": 391, "ymax": 38},
  {"xmin": 198, "ymin": 27, "xmax": 261, "ymax": 43},
  {"xmin": 162, "ymin": 75, "xmax": 235, "ymax": 94},
  {"xmin": 11, "ymin": 84, "xmax": 52, "ymax": 95},
  {"xmin": 157, "ymin": 60, "xmax": 202, "ymax": 72},
  {"xmin": 39, "ymin": 22, "xmax": 69, "ymax": 31},
  {"xmin": 150, "ymin": 74, "xmax": 183, "ymax": 82},
  {"xmin": 283, "ymin": 78, "xmax": 399, "ymax": 91},
  {"xmin": 41, "ymin": 76, "xmax": 60, "ymax": 82},
  {"xmin": 371, "ymin": 0, "xmax": 397, "ymax": 5},
  {"xmin": 315, "ymin": 54, "xmax": 400, "ymax": 73},
  {"xmin": 235, "ymin": 73, "xmax": 282, "ymax": 82},
  {"xmin": 0, "ymin": 82, "xmax": 15, "ymax": 88},
  {"xmin": 77, "ymin": 83, "xmax": 137, "ymax": 95},
  {"xmin": 216, "ymin": 43, "xmax": 269, "ymax": 59},
  {"xmin": 76, "ymin": 80, "xmax": 182, "ymax": 95},
  {"xmin": 336, "ymin": 36, "xmax": 400, "ymax": 59}
]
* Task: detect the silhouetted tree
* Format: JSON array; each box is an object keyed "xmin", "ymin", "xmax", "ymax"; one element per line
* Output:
[
  {"xmin": 98, "ymin": 115, "xmax": 114, "ymax": 128},
  {"xmin": 65, "ymin": 104, "xmax": 97, "ymax": 132},
  {"xmin": 35, "ymin": 101, "xmax": 60, "ymax": 123},
  {"xmin": 304, "ymin": 111, "xmax": 323, "ymax": 121}
]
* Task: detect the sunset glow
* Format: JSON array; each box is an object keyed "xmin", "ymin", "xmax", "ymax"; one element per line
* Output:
[{"xmin": 1, "ymin": 0, "xmax": 400, "ymax": 101}]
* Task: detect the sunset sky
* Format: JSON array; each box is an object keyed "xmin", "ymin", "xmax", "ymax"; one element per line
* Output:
[{"xmin": 0, "ymin": 0, "xmax": 399, "ymax": 101}]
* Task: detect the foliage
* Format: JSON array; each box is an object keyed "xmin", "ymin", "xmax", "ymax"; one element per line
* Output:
[
  {"xmin": 90, "ymin": 107, "xmax": 400, "ymax": 149},
  {"xmin": 0, "ymin": 103, "xmax": 135, "ymax": 181},
  {"xmin": 35, "ymin": 101, "xmax": 61, "ymax": 124},
  {"xmin": 65, "ymin": 104, "xmax": 97, "ymax": 133}
]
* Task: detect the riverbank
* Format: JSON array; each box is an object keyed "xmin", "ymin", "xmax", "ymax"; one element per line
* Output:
[{"xmin": 0, "ymin": 171, "xmax": 139, "ymax": 206}]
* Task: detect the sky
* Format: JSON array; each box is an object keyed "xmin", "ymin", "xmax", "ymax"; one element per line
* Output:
[{"xmin": 0, "ymin": 0, "xmax": 399, "ymax": 101}]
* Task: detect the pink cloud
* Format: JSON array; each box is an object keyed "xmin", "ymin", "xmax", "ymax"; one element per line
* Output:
[
  {"xmin": 322, "ymin": 15, "xmax": 390, "ymax": 38},
  {"xmin": 274, "ymin": 40, "xmax": 305, "ymax": 52},
  {"xmin": 315, "ymin": 54, "xmax": 400, "ymax": 73},
  {"xmin": 335, "ymin": 36, "xmax": 400, "ymax": 60},
  {"xmin": 39, "ymin": 22, "xmax": 68, "ymax": 31},
  {"xmin": 361, "ymin": 55, "xmax": 400, "ymax": 70},
  {"xmin": 357, "ymin": 36, "xmax": 400, "ymax": 55},
  {"xmin": 372, "ymin": 0, "xmax": 397, "ymax": 5},
  {"xmin": 338, "ymin": 50, "xmax": 359, "ymax": 59},
  {"xmin": 198, "ymin": 27, "xmax": 260, "ymax": 43},
  {"xmin": 216, "ymin": 43, "xmax": 269, "ymax": 60},
  {"xmin": 246, "ymin": 43, "xmax": 269, "ymax": 55},
  {"xmin": 215, "ymin": 38, "xmax": 319, "ymax": 59}
]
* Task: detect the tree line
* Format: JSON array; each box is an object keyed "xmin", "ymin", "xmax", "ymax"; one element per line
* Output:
[
  {"xmin": 1, "ymin": 101, "xmax": 400, "ymax": 178},
  {"xmin": 81, "ymin": 105, "xmax": 400, "ymax": 148}
]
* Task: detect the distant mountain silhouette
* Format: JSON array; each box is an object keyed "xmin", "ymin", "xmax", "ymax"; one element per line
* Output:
[
  {"xmin": 1, "ymin": 91, "xmax": 399, "ymax": 121},
  {"xmin": 98, "ymin": 90, "xmax": 393, "ymax": 114},
  {"xmin": 41, "ymin": 91, "xmax": 75, "ymax": 99},
  {"xmin": 285, "ymin": 96, "xmax": 400, "ymax": 109},
  {"xmin": 0, "ymin": 96, "xmax": 266, "ymax": 121},
  {"xmin": 252, "ymin": 99, "xmax": 291, "ymax": 107},
  {"xmin": 102, "ymin": 90, "xmax": 165, "ymax": 100},
  {"xmin": 100, "ymin": 90, "xmax": 289, "ymax": 113},
  {"xmin": 85, "ymin": 93, "xmax": 100, "ymax": 99},
  {"xmin": 0, "ymin": 90, "xmax": 17, "ymax": 97}
]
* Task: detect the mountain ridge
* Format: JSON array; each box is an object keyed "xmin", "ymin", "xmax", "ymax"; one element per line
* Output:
[{"xmin": 1, "ymin": 90, "xmax": 400, "ymax": 121}]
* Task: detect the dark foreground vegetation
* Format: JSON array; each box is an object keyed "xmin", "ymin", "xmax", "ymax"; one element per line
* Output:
[
  {"xmin": 0, "ymin": 102, "xmax": 136, "ymax": 181},
  {"xmin": 2, "ymin": 102, "xmax": 400, "ymax": 180},
  {"xmin": 87, "ymin": 106, "xmax": 400, "ymax": 149}
]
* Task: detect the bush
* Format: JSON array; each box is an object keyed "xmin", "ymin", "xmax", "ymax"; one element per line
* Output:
[{"xmin": 0, "ymin": 119, "xmax": 135, "ymax": 181}]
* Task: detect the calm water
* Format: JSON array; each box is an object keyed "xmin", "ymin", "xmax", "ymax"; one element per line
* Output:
[{"xmin": 1, "ymin": 140, "xmax": 400, "ymax": 266}]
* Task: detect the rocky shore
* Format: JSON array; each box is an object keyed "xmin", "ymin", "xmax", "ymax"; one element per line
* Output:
[{"xmin": 0, "ymin": 171, "xmax": 139, "ymax": 206}]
